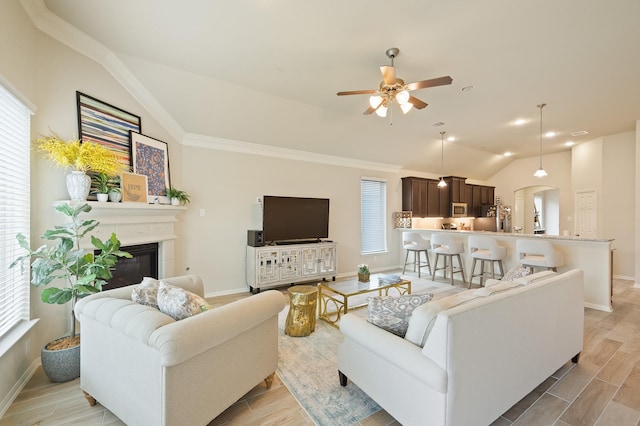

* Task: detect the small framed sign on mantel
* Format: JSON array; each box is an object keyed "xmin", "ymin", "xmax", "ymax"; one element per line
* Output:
[{"xmin": 121, "ymin": 172, "xmax": 148, "ymax": 203}]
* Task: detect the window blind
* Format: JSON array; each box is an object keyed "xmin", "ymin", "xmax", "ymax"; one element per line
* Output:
[
  {"xmin": 0, "ymin": 83, "xmax": 31, "ymax": 338},
  {"xmin": 361, "ymin": 178, "xmax": 387, "ymax": 254}
]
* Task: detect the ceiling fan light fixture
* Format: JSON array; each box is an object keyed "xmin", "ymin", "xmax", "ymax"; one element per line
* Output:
[
  {"xmin": 375, "ymin": 104, "xmax": 388, "ymax": 117},
  {"xmin": 396, "ymin": 89, "xmax": 410, "ymax": 104},
  {"xmin": 400, "ymin": 102, "xmax": 413, "ymax": 114},
  {"xmin": 369, "ymin": 95, "xmax": 383, "ymax": 108}
]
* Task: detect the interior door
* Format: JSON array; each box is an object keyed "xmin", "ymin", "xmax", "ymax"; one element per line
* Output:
[{"xmin": 575, "ymin": 190, "xmax": 597, "ymax": 238}]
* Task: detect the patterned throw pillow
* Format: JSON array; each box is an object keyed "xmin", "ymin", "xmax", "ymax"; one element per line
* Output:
[
  {"xmin": 131, "ymin": 277, "xmax": 161, "ymax": 309},
  {"xmin": 157, "ymin": 281, "xmax": 212, "ymax": 321},
  {"xmin": 501, "ymin": 266, "xmax": 531, "ymax": 282},
  {"xmin": 367, "ymin": 294, "xmax": 433, "ymax": 337}
]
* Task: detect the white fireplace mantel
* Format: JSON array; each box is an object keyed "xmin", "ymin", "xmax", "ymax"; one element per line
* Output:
[{"xmin": 53, "ymin": 201, "xmax": 187, "ymax": 278}]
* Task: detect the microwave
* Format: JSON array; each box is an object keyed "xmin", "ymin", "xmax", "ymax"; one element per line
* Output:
[{"xmin": 451, "ymin": 202, "xmax": 468, "ymax": 217}]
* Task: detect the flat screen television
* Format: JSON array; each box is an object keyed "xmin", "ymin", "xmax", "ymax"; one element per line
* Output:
[{"xmin": 262, "ymin": 196, "xmax": 329, "ymax": 243}]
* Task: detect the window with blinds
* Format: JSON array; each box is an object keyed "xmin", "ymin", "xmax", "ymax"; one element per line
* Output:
[
  {"xmin": 0, "ymin": 82, "xmax": 31, "ymax": 338},
  {"xmin": 361, "ymin": 178, "xmax": 387, "ymax": 254}
]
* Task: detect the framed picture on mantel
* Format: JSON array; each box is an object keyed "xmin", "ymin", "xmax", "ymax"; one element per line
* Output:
[
  {"xmin": 131, "ymin": 131, "xmax": 171, "ymax": 204},
  {"xmin": 76, "ymin": 91, "xmax": 141, "ymax": 167},
  {"xmin": 121, "ymin": 172, "xmax": 148, "ymax": 203}
]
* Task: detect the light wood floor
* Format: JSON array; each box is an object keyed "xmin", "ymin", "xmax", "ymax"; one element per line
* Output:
[{"xmin": 3, "ymin": 276, "xmax": 640, "ymax": 426}]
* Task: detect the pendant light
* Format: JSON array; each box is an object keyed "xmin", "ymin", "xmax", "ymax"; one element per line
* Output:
[
  {"xmin": 533, "ymin": 103, "xmax": 548, "ymax": 177},
  {"xmin": 437, "ymin": 131, "xmax": 447, "ymax": 188}
]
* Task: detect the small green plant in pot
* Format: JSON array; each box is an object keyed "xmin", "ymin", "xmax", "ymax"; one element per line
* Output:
[
  {"xmin": 90, "ymin": 172, "xmax": 111, "ymax": 202},
  {"xmin": 10, "ymin": 203, "xmax": 131, "ymax": 382},
  {"xmin": 165, "ymin": 187, "xmax": 191, "ymax": 206}
]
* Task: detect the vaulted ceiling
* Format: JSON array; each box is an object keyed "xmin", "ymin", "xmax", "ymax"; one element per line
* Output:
[{"xmin": 40, "ymin": 0, "xmax": 640, "ymax": 179}]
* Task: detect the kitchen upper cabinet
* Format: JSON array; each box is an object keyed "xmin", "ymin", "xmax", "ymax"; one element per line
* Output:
[
  {"xmin": 444, "ymin": 176, "xmax": 466, "ymax": 203},
  {"xmin": 426, "ymin": 179, "xmax": 441, "ymax": 217},
  {"xmin": 402, "ymin": 177, "xmax": 428, "ymax": 217},
  {"xmin": 402, "ymin": 176, "xmax": 493, "ymax": 218}
]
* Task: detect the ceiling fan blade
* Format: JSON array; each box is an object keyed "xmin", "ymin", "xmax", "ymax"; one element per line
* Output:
[
  {"xmin": 337, "ymin": 89, "xmax": 378, "ymax": 96},
  {"xmin": 408, "ymin": 96, "xmax": 428, "ymax": 109},
  {"xmin": 380, "ymin": 66, "xmax": 396, "ymax": 85},
  {"xmin": 405, "ymin": 76, "xmax": 453, "ymax": 91}
]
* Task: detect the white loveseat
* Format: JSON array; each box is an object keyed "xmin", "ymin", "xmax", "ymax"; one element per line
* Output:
[
  {"xmin": 74, "ymin": 275, "xmax": 285, "ymax": 426},
  {"xmin": 338, "ymin": 269, "xmax": 584, "ymax": 426}
]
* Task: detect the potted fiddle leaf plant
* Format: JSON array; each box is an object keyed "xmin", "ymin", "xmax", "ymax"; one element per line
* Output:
[{"xmin": 10, "ymin": 203, "xmax": 131, "ymax": 382}]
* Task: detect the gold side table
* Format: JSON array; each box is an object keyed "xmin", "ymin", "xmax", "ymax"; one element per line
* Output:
[{"xmin": 285, "ymin": 285, "xmax": 318, "ymax": 337}]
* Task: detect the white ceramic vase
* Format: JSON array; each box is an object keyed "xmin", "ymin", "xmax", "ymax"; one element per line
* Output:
[
  {"xmin": 66, "ymin": 171, "xmax": 91, "ymax": 201},
  {"xmin": 171, "ymin": 197, "xmax": 180, "ymax": 206},
  {"xmin": 96, "ymin": 193, "xmax": 109, "ymax": 202}
]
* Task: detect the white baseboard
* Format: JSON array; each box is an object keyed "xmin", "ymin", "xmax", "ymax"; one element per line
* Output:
[
  {"xmin": 0, "ymin": 358, "xmax": 41, "ymax": 418},
  {"xmin": 584, "ymin": 302, "xmax": 613, "ymax": 313}
]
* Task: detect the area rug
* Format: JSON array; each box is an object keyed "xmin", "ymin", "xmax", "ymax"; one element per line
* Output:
[{"xmin": 276, "ymin": 274, "xmax": 464, "ymax": 425}]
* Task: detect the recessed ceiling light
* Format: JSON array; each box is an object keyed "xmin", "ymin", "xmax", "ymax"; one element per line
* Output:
[
  {"xmin": 513, "ymin": 118, "xmax": 527, "ymax": 126},
  {"xmin": 461, "ymin": 85, "xmax": 474, "ymax": 92},
  {"xmin": 447, "ymin": 136, "xmax": 455, "ymax": 142},
  {"xmin": 504, "ymin": 152, "xmax": 513, "ymax": 157},
  {"xmin": 571, "ymin": 130, "xmax": 589, "ymax": 136},
  {"xmin": 565, "ymin": 141, "xmax": 575, "ymax": 147},
  {"xmin": 544, "ymin": 131, "xmax": 556, "ymax": 138}
]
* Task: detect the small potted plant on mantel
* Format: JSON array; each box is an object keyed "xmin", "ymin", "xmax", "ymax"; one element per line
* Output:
[
  {"xmin": 11, "ymin": 203, "xmax": 131, "ymax": 382},
  {"xmin": 165, "ymin": 187, "xmax": 191, "ymax": 206}
]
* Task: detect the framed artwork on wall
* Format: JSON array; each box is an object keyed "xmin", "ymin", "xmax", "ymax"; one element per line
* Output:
[
  {"xmin": 76, "ymin": 91, "xmax": 141, "ymax": 167},
  {"xmin": 131, "ymin": 131, "xmax": 171, "ymax": 204},
  {"xmin": 121, "ymin": 172, "xmax": 148, "ymax": 203}
]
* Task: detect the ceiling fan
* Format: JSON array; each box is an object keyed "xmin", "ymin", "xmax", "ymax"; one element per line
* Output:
[{"xmin": 337, "ymin": 47, "xmax": 453, "ymax": 117}]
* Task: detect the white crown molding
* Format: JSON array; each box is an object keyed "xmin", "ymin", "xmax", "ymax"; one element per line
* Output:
[
  {"xmin": 20, "ymin": 0, "xmax": 185, "ymax": 143},
  {"xmin": 183, "ymin": 133, "xmax": 403, "ymax": 173}
]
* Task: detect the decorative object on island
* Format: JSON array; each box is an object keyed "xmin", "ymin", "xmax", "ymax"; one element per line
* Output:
[
  {"xmin": 393, "ymin": 211, "xmax": 412, "ymax": 228},
  {"xmin": 165, "ymin": 187, "xmax": 190, "ymax": 206},
  {"xmin": 358, "ymin": 264, "xmax": 370, "ymax": 282},
  {"xmin": 131, "ymin": 132, "xmax": 171, "ymax": 204},
  {"xmin": 10, "ymin": 203, "xmax": 131, "ymax": 382},
  {"xmin": 35, "ymin": 132, "xmax": 128, "ymax": 201},
  {"xmin": 121, "ymin": 172, "xmax": 148, "ymax": 203},
  {"xmin": 76, "ymin": 91, "xmax": 141, "ymax": 168}
]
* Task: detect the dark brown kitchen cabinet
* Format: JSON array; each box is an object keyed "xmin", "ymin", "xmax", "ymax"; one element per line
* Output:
[
  {"xmin": 444, "ymin": 176, "xmax": 466, "ymax": 203},
  {"xmin": 426, "ymin": 179, "xmax": 441, "ymax": 217},
  {"xmin": 402, "ymin": 177, "xmax": 428, "ymax": 217},
  {"xmin": 480, "ymin": 186, "xmax": 495, "ymax": 205}
]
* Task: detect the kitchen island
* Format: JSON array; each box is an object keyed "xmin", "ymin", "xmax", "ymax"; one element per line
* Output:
[{"xmin": 399, "ymin": 229, "xmax": 614, "ymax": 311}]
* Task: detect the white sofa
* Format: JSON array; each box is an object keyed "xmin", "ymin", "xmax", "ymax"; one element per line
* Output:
[
  {"xmin": 74, "ymin": 275, "xmax": 285, "ymax": 426},
  {"xmin": 338, "ymin": 269, "xmax": 584, "ymax": 426}
]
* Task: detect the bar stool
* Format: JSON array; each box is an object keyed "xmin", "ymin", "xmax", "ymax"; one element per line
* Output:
[
  {"xmin": 431, "ymin": 233, "xmax": 466, "ymax": 286},
  {"xmin": 516, "ymin": 239, "xmax": 564, "ymax": 272},
  {"xmin": 468, "ymin": 236, "xmax": 507, "ymax": 288},
  {"xmin": 402, "ymin": 232, "xmax": 432, "ymax": 278}
]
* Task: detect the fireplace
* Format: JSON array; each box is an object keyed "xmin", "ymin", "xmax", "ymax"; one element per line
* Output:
[{"xmin": 98, "ymin": 243, "xmax": 159, "ymax": 290}]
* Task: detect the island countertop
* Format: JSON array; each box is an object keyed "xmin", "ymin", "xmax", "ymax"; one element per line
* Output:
[
  {"xmin": 397, "ymin": 228, "xmax": 614, "ymax": 312},
  {"xmin": 402, "ymin": 227, "xmax": 614, "ymax": 243}
]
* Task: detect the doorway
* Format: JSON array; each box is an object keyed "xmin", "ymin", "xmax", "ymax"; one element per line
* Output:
[
  {"xmin": 574, "ymin": 190, "xmax": 597, "ymax": 238},
  {"xmin": 513, "ymin": 186, "xmax": 559, "ymax": 235}
]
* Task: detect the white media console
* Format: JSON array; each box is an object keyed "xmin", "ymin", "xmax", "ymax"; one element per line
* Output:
[{"xmin": 246, "ymin": 241, "xmax": 337, "ymax": 293}]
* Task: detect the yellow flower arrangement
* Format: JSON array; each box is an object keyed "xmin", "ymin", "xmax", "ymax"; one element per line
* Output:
[{"xmin": 36, "ymin": 133, "xmax": 128, "ymax": 177}]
